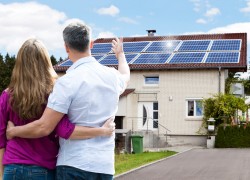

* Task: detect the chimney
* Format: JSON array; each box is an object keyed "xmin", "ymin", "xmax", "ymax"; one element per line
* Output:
[{"xmin": 146, "ymin": 30, "xmax": 156, "ymax": 37}]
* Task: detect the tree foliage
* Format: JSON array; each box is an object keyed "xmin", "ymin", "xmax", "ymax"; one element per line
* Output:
[
  {"xmin": 225, "ymin": 72, "xmax": 236, "ymax": 94},
  {"xmin": 0, "ymin": 53, "xmax": 59, "ymax": 94},
  {"xmin": 215, "ymin": 125, "xmax": 250, "ymax": 148},
  {"xmin": 242, "ymin": 79, "xmax": 250, "ymax": 95},
  {"xmin": 59, "ymin": 57, "xmax": 64, "ymax": 62},
  {"xmin": 0, "ymin": 54, "xmax": 16, "ymax": 94},
  {"xmin": 50, "ymin": 55, "xmax": 57, "ymax": 66},
  {"xmin": 202, "ymin": 93, "xmax": 247, "ymax": 126}
]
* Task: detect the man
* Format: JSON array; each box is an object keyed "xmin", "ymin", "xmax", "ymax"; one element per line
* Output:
[{"xmin": 7, "ymin": 22, "xmax": 130, "ymax": 179}]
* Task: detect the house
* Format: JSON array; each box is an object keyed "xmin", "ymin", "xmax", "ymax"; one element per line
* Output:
[{"xmin": 54, "ymin": 32, "xmax": 247, "ymax": 148}]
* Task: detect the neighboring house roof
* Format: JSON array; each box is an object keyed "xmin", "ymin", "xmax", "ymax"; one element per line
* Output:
[
  {"xmin": 54, "ymin": 33, "xmax": 247, "ymax": 72},
  {"xmin": 120, "ymin": 89, "xmax": 135, "ymax": 98}
]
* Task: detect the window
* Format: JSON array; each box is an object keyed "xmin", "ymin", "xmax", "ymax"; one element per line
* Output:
[
  {"xmin": 143, "ymin": 105, "xmax": 147, "ymax": 126},
  {"xmin": 153, "ymin": 102, "xmax": 158, "ymax": 128},
  {"xmin": 144, "ymin": 76, "xmax": 159, "ymax": 85},
  {"xmin": 186, "ymin": 99, "xmax": 203, "ymax": 117}
]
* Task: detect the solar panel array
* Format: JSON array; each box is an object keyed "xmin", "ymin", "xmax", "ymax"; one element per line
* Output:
[{"xmin": 58, "ymin": 39, "xmax": 242, "ymax": 67}]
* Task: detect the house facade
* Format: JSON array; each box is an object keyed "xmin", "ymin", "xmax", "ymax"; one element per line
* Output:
[{"xmin": 54, "ymin": 33, "xmax": 247, "ymax": 147}]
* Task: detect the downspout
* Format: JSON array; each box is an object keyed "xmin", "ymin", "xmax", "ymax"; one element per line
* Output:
[{"xmin": 218, "ymin": 66, "xmax": 221, "ymax": 93}]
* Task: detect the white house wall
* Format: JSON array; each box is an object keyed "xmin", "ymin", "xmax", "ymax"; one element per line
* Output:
[
  {"xmin": 123, "ymin": 69, "xmax": 226, "ymax": 135},
  {"xmin": 116, "ymin": 97, "xmax": 127, "ymax": 116}
]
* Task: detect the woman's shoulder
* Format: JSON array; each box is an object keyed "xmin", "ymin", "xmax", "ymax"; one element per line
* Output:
[{"xmin": 1, "ymin": 88, "xmax": 10, "ymax": 99}]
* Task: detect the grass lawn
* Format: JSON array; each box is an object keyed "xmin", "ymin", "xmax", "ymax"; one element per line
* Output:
[{"xmin": 115, "ymin": 150, "xmax": 177, "ymax": 175}]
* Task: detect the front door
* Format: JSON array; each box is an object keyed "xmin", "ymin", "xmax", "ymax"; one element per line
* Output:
[{"xmin": 138, "ymin": 102, "xmax": 158, "ymax": 130}]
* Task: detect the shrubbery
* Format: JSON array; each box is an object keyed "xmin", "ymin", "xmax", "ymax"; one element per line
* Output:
[{"xmin": 215, "ymin": 125, "xmax": 250, "ymax": 148}]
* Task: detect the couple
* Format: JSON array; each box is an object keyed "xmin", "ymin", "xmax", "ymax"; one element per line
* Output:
[{"xmin": 0, "ymin": 22, "xmax": 130, "ymax": 180}]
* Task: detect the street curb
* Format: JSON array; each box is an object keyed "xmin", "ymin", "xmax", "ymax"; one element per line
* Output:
[{"xmin": 114, "ymin": 147, "xmax": 201, "ymax": 179}]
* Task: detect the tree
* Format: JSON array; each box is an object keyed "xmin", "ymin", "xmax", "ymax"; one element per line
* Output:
[
  {"xmin": 0, "ymin": 53, "xmax": 6, "ymax": 93},
  {"xmin": 202, "ymin": 93, "xmax": 247, "ymax": 127},
  {"xmin": 59, "ymin": 57, "xmax": 64, "ymax": 62},
  {"xmin": 242, "ymin": 79, "xmax": 250, "ymax": 95},
  {"xmin": 50, "ymin": 55, "xmax": 57, "ymax": 66},
  {"xmin": 0, "ymin": 53, "xmax": 16, "ymax": 94},
  {"xmin": 225, "ymin": 72, "xmax": 236, "ymax": 94}
]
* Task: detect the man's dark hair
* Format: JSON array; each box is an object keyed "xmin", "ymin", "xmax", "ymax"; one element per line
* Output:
[{"xmin": 63, "ymin": 22, "xmax": 91, "ymax": 52}]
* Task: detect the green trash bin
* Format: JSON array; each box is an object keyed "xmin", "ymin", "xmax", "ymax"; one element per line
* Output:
[{"xmin": 131, "ymin": 135, "xmax": 143, "ymax": 154}]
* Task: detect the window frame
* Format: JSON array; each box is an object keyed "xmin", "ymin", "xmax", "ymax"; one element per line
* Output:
[
  {"xmin": 144, "ymin": 75, "xmax": 159, "ymax": 86},
  {"xmin": 153, "ymin": 102, "xmax": 158, "ymax": 128},
  {"xmin": 185, "ymin": 98, "xmax": 203, "ymax": 119}
]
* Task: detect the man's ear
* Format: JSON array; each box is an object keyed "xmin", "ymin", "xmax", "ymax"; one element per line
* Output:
[
  {"xmin": 90, "ymin": 40, "xmax": 94, "ymax": 49},
  {"xmin": 65, "ymin": 43, "xmax": 70, "ymax": 53}
]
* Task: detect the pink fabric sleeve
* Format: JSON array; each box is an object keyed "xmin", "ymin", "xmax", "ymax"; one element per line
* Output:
[
  {"xmin": 0, "ymin": 91, "xmax": 9, "ymax": 148},
  {"xmin": 55, "ymin": 115, "xmax": 75, "ymax": 139}
]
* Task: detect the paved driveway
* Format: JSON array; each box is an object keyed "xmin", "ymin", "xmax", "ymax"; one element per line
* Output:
[{"xmin": 115, "ymin": 148, "xmax": 250, "ymax": 180}]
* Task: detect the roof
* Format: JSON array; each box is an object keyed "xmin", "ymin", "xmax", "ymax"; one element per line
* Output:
[
  {"xmin": 120, "ymin": 89, "xmax": 135, "ymax": 98},
  {"xmin": 54, "ymin": 33, "xmax": 247, "ymax": 72}
]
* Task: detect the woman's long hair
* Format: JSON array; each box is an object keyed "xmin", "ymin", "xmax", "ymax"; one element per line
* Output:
[{"xmin": 8, "ymin": 38, "xmax": 57, "ymax": 120}]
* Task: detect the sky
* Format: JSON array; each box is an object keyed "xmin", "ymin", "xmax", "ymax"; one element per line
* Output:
[{"xmin": 0, "ymin": 0, "xmax": 250, "ymax": 60}]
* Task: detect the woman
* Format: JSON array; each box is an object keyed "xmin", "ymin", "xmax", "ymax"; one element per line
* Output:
[{"xmin": 0, "ymin": 39, "xmax": 114, "ymax": 180}]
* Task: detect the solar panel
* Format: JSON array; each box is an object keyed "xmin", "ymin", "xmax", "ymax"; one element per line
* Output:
[
  {"xmin": 93, "ymin": 55, "xmax": 104, "ymax": 61},
  {"xmin": 210, "ymin": 40, "xmax": 241, "ymax": 51},
  {"xmin": 91, "ymin": 43, "xmax": 112, "ymax": 54},
  {"xmin": 132, "ymin": 53, "xmax": 171, "ymax": 64},
  {"xmin": 145, "ymin": 41, "xmax": 181, "ymax": 52},
  {"xmin": 178, "ymin": 40, "xmax": 210, "ymax": 51},
  {"xmin": 60, "ymin": 60, "xmax": 73, "ymax": 66},
  {"xmin": 99, "ymin": 54, "xmax": 138, "ymax": 65},
  {"xmin": 169, "ymin": 52, "xmax": 206, "ymax": 64},
  {"xmin": 59, "ymin": 56, "xmax": 102, "ymax": 67},
  {"xmin": 123, "ymin": 42, "xmax": 150, "ymax": 53},
  {"xmin": 205, "ymin": 52, "xmax": 240, "ymax": 63}
]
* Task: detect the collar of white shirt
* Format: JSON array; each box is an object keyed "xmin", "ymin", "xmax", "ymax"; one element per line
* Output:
[{"xmin": 67, "ymin": 56, "xmax": 96, "ymax": 73}]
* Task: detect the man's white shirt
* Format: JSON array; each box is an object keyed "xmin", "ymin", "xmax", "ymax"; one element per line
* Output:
[{"xmin": 47, "ymin": 56, "xmax": 125, "ymax": 175}]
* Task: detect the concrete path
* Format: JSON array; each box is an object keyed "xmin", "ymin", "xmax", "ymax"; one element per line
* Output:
[{"xmin": 115, "ymin": 148, "xmax": 250, "ymax": 180}]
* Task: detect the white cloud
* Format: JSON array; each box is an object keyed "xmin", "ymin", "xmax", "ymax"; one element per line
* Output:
[
  {"xmin": 240, "ymin": 0, "xmax": 250, "ymax": 13},
  {"xmin": 131, "ymin": 34, "xmax": 149, "ymax": 37},
  {"xmin": 185, "ymin": 22, "xmax": 250, "ymax": 42},
  {"xmin": 96, "ymin": 5, "xmax": 119, "ymax": 17},
  {"xmin": 190, "ymin": 0, "xmax": 220, "ymax": 24},
  {"xmin": 208, "ymin": 22, "xmax": 250, "ymax": 35},
  {"xmin": 183, "ymin": 31, "xmax": 205, "ymax": 35},
  {"xmin": 205, "ymin": 7, "xmax": 220, "ymax": 17},
  {"xmin": 190, "ymin": 0, "xmax": 201, "ymax": 12},
  {"xmin": 196, "ymin": 18, "xmax": 207, "ymax": 24},
  {"xmin": 0, "ymin": 2, "xmax": 84, "ymax": 58},
  {"xmin": 118, "ymin": 17, "xmax": 137, "ymax": 24},
  {"xmin": 96, "ymin": 31, "xmax": 116, "ymax": 39}
]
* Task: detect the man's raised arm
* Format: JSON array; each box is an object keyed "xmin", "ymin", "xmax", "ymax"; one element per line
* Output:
[{"xmin": 112, "ymin": 37, "xmax": 130, "ymax": 86}]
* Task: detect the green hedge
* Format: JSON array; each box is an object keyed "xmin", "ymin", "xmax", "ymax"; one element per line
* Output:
[{"xmin": 215, "ymin": 125, "xmax": 250, "ymax": 148}]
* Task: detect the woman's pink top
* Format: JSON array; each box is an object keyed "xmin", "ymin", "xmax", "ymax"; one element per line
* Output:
[{"xmin": 0, "ymin": 90, "xmax": 75, "ymax": 169}]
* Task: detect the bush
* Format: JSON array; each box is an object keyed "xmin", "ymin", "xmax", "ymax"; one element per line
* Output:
[{"xmin": 215, "ymin": 125, "xmax": 250, "ymax": 148}]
